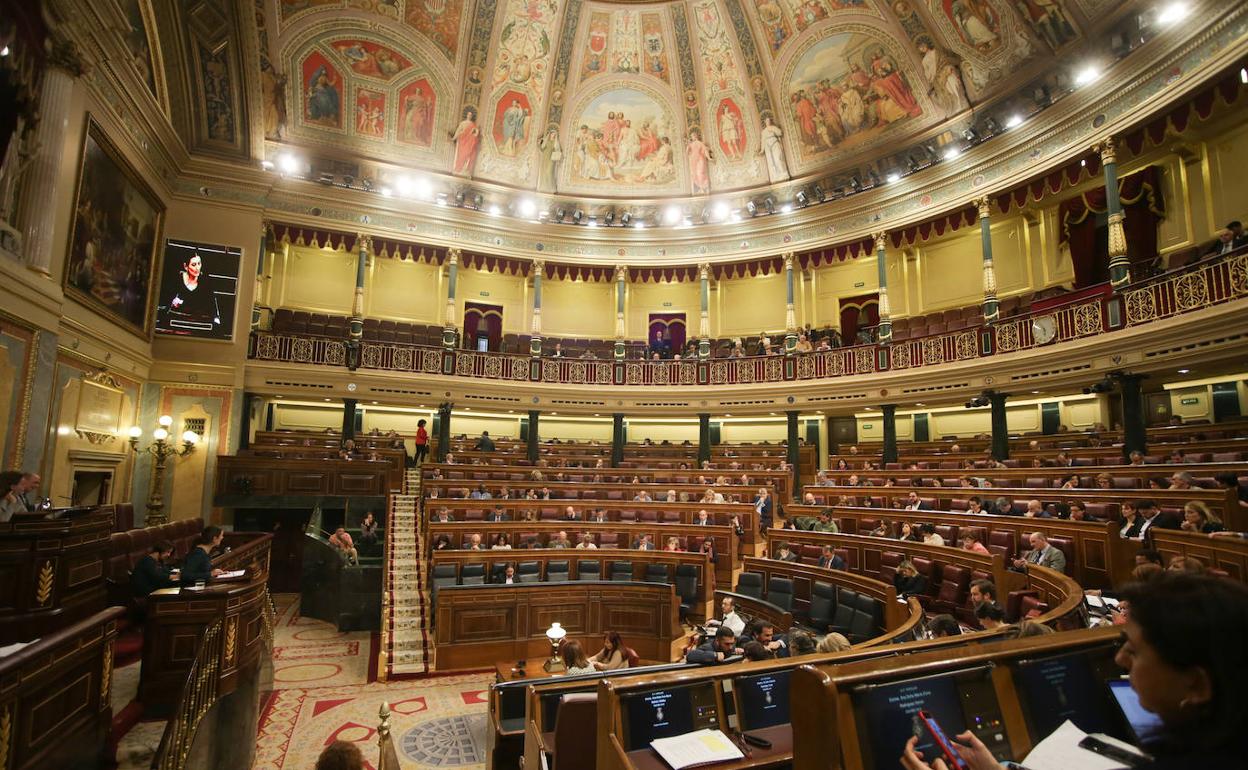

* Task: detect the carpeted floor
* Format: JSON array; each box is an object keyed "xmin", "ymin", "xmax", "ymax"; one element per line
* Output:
[{"xmin": 113, "ymin": 594, "xmax": 494, "ymax": 769}]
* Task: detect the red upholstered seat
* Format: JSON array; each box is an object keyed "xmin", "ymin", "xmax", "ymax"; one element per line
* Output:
[
  {"xmin": 1004, "ymin": 589, "xmax": 1039, "ymax": 623},
  {"xmin": 934, "ymin": 524, "xmax": 958, "ymax": 544},
  {"xmin": 1047, "ymin": 536, "xmax": 1075, "ymax": 576},
  {"xmin": 598, "ymin": 533, "xmax": 619, "ymax": 548},
  {"xmin": 987, "ymin": 530, "xmax": 1017, "ymax": 560},
  {"xmin": 933, "ymin": 565, "xmax": 971, "ymax": 613}
]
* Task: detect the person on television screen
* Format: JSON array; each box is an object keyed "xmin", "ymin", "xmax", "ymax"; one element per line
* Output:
[{"xmin": 160, "ymin": 250, "xmax": 221, "ymax": 333}]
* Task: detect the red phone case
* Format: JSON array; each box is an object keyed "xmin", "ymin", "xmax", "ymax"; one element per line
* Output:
[{"xmin": 917, "ymin": 710, "xmax": 970, "ymax": 770}]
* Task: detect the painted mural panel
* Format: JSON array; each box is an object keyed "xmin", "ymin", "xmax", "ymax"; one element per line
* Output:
[
  {"xmin": 1011, "ymin": 0, "xmax": 1078, "ymax": 51},
  {"xmin": 397, "ymin": 78, "xmax": 437, "ymax": 146},
  {"xmin": 565, "ymin": 88, "xmax": 680, "ymax": 192},
  {"xmin": 492, "ymin": 90, "xmax": 534, "ymax": 156},
  {"xmin": 492, "ymin": 0, "xmax": 562, "ymax": 92},
  {"xmin": 302, "ymin": 51, "xmax": 345, "ymax": 129},
  {"xmin": 714, "ymin": 97, "xmax": 746, "ymax": 160},
  {"xmin": 754, "ymin": 0, "xmax": 794, "ymax": 56},
  {"xmin": 332, "ymin": 39, "xmax": 413, "ymax": 80},
  {"xmin": 582, "ymin": 11, "xmax": 611, "ymax": 80},
  {"xmin": 354, "ymin": 87, "xmax": 387, "ymax": 137},
  {"xmin": 405, "ymin": 0, "xmax": 465, "ymax": 60},
  {"xmin": 611, "ymin": 10, "xmax": 641, "ymax": 73},
  {"xmin": 691, "ymin": 1, "xmax": 742, "ymax": 93},
  {"xmin": 641, "ymin": 13, "xmax": 670, "ymax": 84},
  {"xmin": 786, "ymin": 31, "xmax": 923, "ymax": 161},
  {"xmin": 925, "ymin": 0, "xmax": 1033, "ymax": 92},
  {"xmin": 118, "ymin": 0, "xmax": 158, "ymax": 97}
]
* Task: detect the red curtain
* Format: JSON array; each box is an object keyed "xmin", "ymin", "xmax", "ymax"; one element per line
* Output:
[
  {"xmin": 839, "ymin": 294, "xmax": 879, "ymax": 342},
  {"xmin": 1059, "ymin": 165, "xmax": 1166, "ymax": 287},
  {"xmin": 463, "ymin": 302, "xmax": 503, "ymax": 350},
  {"xmin": 648, "ymin": 313, "xmax": 687, "ymax": 354}
]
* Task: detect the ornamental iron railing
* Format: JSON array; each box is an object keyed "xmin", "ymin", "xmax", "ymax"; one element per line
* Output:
[{"xmin": 247, "ymin": 250, "xmax": 1248, "ymax": 386}]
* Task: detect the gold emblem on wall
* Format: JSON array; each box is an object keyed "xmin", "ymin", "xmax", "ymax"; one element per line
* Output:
[
  {"xmin": 35, "ymin": 561, "xmax": 54, "ymax": 606},
  {"xmin": 225, "ymin": 616, "xmax": 238, "ymax": 665},
  {"xmin": 0, "ymin": 704, "xmax": 10, "ymax": 769}
]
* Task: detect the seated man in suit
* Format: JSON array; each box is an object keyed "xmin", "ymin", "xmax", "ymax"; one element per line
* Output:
[
  {"xmin": 485, "ymin": 506, "xmax": 510, "ymax": 522},
  {"xmin": 685, "ymin": 626, "xmax": 741, "ymax": 664},
  {"xmin": 561, "ymin": 505, "xmax": 580, "ymax": 521},
  {"xmin": 548, "ymin": 530, "xmax": 571, "ymax": 549},
  {"xmin": 817, "ymin": 544, "xmax": 845, "ymax": 570},
  {"xmin": 1204, "ymin": 222, "xmax": 1248, "ymax": 256},
  {"xmin": 587, "ymin": 508, "xmax": 609, "ymax": 523},
  {"xmin": 1012, "ymin": 531, "xmax": 1066, "ymax": 574},
  {"xmin": 131, "ymin": 540, "xmax": 177, "ymax": 596},
  {"xmin": 754, "ymin": 488, "xmax": 773, "ymax": 531},
  {"xmin": 902, "ymin": 491, "xmax": 931, "ymax": 511},
  {"xmin": 431, "ymin": 507, "xmax": 454, "ymax": 522},
  {"xmin": 632, "ymin": 533, "xmax": 655, "ymax": 550},
  {"xmin": 693, "ymin": 509, "xmax": 714, "ymax": 526}
]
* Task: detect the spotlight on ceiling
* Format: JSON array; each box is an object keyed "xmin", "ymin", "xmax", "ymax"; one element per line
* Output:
[
  {"xmin": 763, "ymin": 196, "xmax": 776, "ymax": 214},
  {"xmin": 555, "ymin": 207, "xmax": 566, "ymax": 222},
  {"xmin": 984, "ymin": 117, "xmax": 1000, "ymax": 135},
  {"xmin": 603, "ymin": 210, "xmax": 615, "ymax": 226},
  {"xmin": 517, "ymin": 197, "xmax": 537, "ymax": 218},
  {"xmin": 379, "ymin": 186, "xmax": 392, "ymax": 198},
  {"xmin": 885, "ymin": 171, "xmax": 901, "ymax": 184},
  {"xmin": 472, "ymin": 193, "xmax": 484, "ymax": 209},
  {"xmin": 943, "ymin": 146, "xmax": 962, "ymax": 161},
  {"xmin": 1032, "ymin": 85, "xmax": 1052, "ymax": 107},
  {"xmin": 795, "ymin": 190, "xmax": 808, "ymax": 207},
  {"xmin": 811, "ymin": 184, "xmax": 824, "ymax": 201},
  {"xmin": 414, "ymin": 176, "xmax": 434, "ymax": 200},
  {"xmin": 712, "ymin": 200, "xmax": 731, "ymax": 221},
  {"xmin": 278, "ymin": 154, "xmax": 299, "ymax": 174},
  {"xmin": 317, "ymin": 171, "xmax": 335, "ymax": 185},
  {"xmin": 260, "ymin": 159, "xmax": 275, "ymax": 171},
  {"xmin": 361, "ymin": 178, "xmax": 374, "ymax": 192},
  {"xmin": 746, "ymin": 200, "xmax": 758, "ymax": 216},
  {"xmin": 395, "ymin": 175, "xmax": 414, "ymax": 196},
  {"xmin": 907, "ymin": 156, "xmax": 920, "ymax": 173},
  {"xmin": 1156, "ymin": 2, "xmax": 1189, "ymax": 25},
  {"xmin": 780, "ymin": 203, "xmax": 792, "ymax": 214},
  {"xmin": 849, "ymin": 176, "xmax": 862, "ymax": 192},
  {"xmin": 454, "ymin": 189, "xmax": 466, "ymax": 206},
  {"xmin": 867, "ymin": 171, "xmax": 881, "ymax": 187},
  {"xmin": 435, "ymin": 192, "xmax": 448, "ymax": 206},
  {"xmin": 340, "ymin": 174, "xmax": 355, "ymax": 188},
  {"xmin": 586, "ymin": 217, "xmax": 598, "ymax": 228},
  {"xmin": 620, "ymin": 212, "xmax": 632, "ymax": 226},
  {"xmin": 1074, "ymin": 64, "xmax": 1102, "ymax": 86},
  {"xmin": 663, "ymin": 205, "xmax": 682, "ymax": 225},
  {"xmin": 1005, "ymin": 114, "xmax": 1023, "ymax": 129},
  {"xmin": 488, "ymin": 204, "xmax": 501, "ymax": 216},
  {"xmin": 572, "ymin": 209, "xmax": 584, "ymax": 224},
  {"xmin": 962, "ymin": 127, "xmax": 979, "ymax": 143}
]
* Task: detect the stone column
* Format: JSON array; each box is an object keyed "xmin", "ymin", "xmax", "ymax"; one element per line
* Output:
[
  {"xmin": 614, "ymin": 265, "xmax": 627, "ymax": 360},
  {"xmin": 530, "ymin": 259, "xmax": 543, "ymax": 355},
  {"xmin": 784, "ymin": 253, "xmax": 798, "ymax": 353},
  {"xmin": 347, "ymin": 235, "xmax": 369, "ymax": 370},
  {"xmin": 1114, "ymin": 373, "xmax": 1147, "ymax": 460},
  {"xmin": 341, "ymin": 399, "xmax": 358, "ymax": 441},
  {"xmin": 874, "ymin": 232, "xmax": 892, "ymax": 343},
  {"xmin": 698, "ymin": 263, "xmax": 711, "ymax": 359},
  {"xmin": 881, "ymin": 405, "xmax": 898, "ymax": 466},
  {"xmin": 527, "ymin": 410, "xmax": 540, "ymax": 463},
  {"xmin": 252, "ymin": 226, "xmax": 268, "ymax": 331},
  {"xmin": 435, "ymin": 403, "xmax": 452, "ymax": 462},
  {"xmin": 15, "ymin": 39, "xmax": 88, "ymax": 275},
  {"xmin": 442, "ymin": 248, "xmax": 461, "ymax": 348},
  {"xmin": 1100, "ymin": 138, "xmax": 1132, "ymax": 291},
  {"xmin": 989, "ymin": 392, "xmax": 1010, "ymax": 461},
  {"xmin": 697, "ymin": 413, "xmax": 711, "ymax": 466},
  {"xmin": 977, "ymin": 197, "xmax": 1000, "ymax": 323},
  {"xmin": 611, "ymin": 413, "xmax": 625, "ymax": 468},
  {"xmin": 786, "ymin": 410, "xmax": 801, "ymax": 496}
]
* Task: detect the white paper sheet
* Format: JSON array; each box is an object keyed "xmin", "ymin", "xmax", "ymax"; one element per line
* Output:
[
  {"xmin": 650, "ymin": 728, "xmax": 744, "ymax": 769},
  {"xmin": 1022, "ymin": 720, "xmax": 1130, "ymax": 770}
]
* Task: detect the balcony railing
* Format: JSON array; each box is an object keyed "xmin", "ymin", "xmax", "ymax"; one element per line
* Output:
[{"xmin": 248, "ymin": 250, "xmax": 1248, "ymax": 386}]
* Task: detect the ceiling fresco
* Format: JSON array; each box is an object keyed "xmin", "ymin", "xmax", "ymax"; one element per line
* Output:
[{"xmin": 255, "ymin": 0, "xmax": 1122, "ymax": 199}]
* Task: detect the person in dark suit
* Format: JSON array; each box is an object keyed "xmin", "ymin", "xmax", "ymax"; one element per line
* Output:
[
  {"xmin": 485, "ymin": 507, "xmax": 510, "ymax": 522},
  {"xmin": 893, "ymin": 560, "xmax": 927, "ymax": 598},
  {"xmin": 1204, "ymin": 222, "xmax": 1248, "ymax": 256},
  {"xmin": 754, "ymin": 488, "xmax": 773, "ymax": 532},
  {"xmin": 774, "ymin": 542, "xmax": 799, "ymax": 562},
  {"xmin": 131, "ymin": 540, "xmax": 176, "ymax": 596},
  {"xmin": 685, "ymin": 626, "xmax": 741, "ymax": 664},
  {"xmin": 818, "ymin": 545, "xmax": 845, "ymax": 571},
  {"xmin": 181, "ymin": 526, "xmax": 224, "ymax": 585},
  {"xmin": 474, "ymin": 431, "xmax": 496, "ymax": 452}
]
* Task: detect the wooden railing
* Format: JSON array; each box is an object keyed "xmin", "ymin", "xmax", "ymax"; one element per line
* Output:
[
  {"xmin": 247, "ymin": 250, "xmax": 1248, "ymax": 386},
  {"xmin": 153, "ymin": 618, "xmax": 224, "ymax": 770}
]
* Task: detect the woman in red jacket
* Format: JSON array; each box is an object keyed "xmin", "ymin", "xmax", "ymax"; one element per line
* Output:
[{"xmin": 414, "ymin": 419, "xmax": 429, "ymax": 464}]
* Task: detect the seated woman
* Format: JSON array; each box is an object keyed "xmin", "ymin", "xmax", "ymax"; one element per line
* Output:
[
  {"xmin": 960, "ymin": 532, "xmax": 989, "ymax": 555},
  {"xmin": 903, "ymin": 573, "xmax": 1248, "ymax": 770},
  {"xmin": 358, "ymin": 511, "xmax": 380, "ymax": 547},
  {"xmin": 591, "ymin": 631, "xmax": 633, "ymax": 671},
  {"xmin": 892, "ymin": 560, "xmax": 927, "ymax": 598},
  {"xmin": 664, "ymin": 536, "xmax": 683, "ymax": 552},
  {"xmin": 329, "ymin": 527, "xmax": 359, "ymax": 564},
  {"xmin": 560, "ymin": 639, "xmax": 598, "ymax": 676},
  {"xmin": 1181, "ymin": 501, "xmax": 1223, "ymax": 534},
  {"xmin": 491, "ymin": 533, "xmax": 513, "ymax": 550}
]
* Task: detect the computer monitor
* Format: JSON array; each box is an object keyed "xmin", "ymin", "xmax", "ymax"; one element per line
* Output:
[
  {"xmin": 620, "ymin": 682, "xmax": 720, "ymax": 751},
  {"xmin": 1014, "ymin": 650, "xmax": 1119, "ymax": 738},
  {"xmin": 733, "ymin": 670, "xmax": 791, "ymax": 731},
  {"xmin": 852, "ymin": 666, "xmax": 1010, "ymax": 770},
  {"xmin": 1107, "ymin": 679, "xmax": 1164, "ymax": 744}
]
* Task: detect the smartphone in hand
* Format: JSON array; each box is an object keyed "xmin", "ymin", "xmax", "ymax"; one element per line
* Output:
[{"xmin": 916, "ymin": 710, "xmax": 971, "ymax": 770}]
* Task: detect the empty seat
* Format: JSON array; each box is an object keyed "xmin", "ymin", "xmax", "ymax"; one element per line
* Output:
[
  {"xmin": 576, "ymin": 560, "xmax": 601, "ymax": 581},
  {"xmin": 767, "ymin": 577, "xmax": 794, "ymax": 612},
  {"xmin": 644, "ymin": 563, "xmax": 670, "ymax": 584},
  {"xmin": 551, "ymin": 693, "xmax": 597, "ymax": 770},
  {"xmin": 609, "ymin": 561, "xmax": 634, "ymax": 581},
  {"xmin": 545, "ymin": 560, "xmax": 570, "ymax": 582},
  {"xmin": 933, "ymin": 565, "xmax": 972, "ymax": 614},
  {"xmin": 831, "ymin": 588, "xmax": 857, "ymax": 635},
  {"xmin": 807, "ymin": 580, "xmax": 836, "ymax": 632},
  {"xmin": 675, "ymin": 563, "xmax": 699, "ymax": 620},
  {"xmin": 877, "ymin": 551, "xmax": 903, "ymax": 584},
  {"xmin": 987, "ymin": 530, "xmax": 1017, "ymax": 560},
  {"xmin": 517, "ymin": 561, "xmax": 541, "ymax": 583},
  {"xmin": 460, "ymin": 564, "xmax": 486, "ymax": 585},
  {"xmin": 735, "ymin": 572, "xmax": 763, "ymax": 599}
]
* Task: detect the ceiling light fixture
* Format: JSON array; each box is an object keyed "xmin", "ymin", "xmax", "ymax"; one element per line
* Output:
[
  {"xmin": 572, "ymin": 209, "xmax": 584, "ymax": 224},
  {"xmin": 1156, "ymin": 2, "xmax": 1189, "ymax": 25},
  {"xmin": 663, "ymin": 205, "xmax": 682, "ymax": 225},
  {"xmin": 620, "ymin": 212, "xmax": 632, "ymax": 226},
  {"xmin": 1177, "ymin": 368, "xmax": 1190, "ymax": 374},
  {"xmin": 414, "ymin": 176, "xmax": 434, "ymax": 200},
  {"xmin": 713, "ymin": 201, "xmax": 730, "ymax": 221},
  {"xmin": 0, "ymin": 46, "xmax": 9, "ymax": 57},
  {"xmin": 1074, "ymin": 64, "xmax": 1102, "ymax": 86},
  {"xmin": 763, "ymin": 196, "xmax": 776, "ymax": 214},
  {"xmin": 1005, "ymin": 114, "xmax": 1023, "ymax": 128},
  {"xmin": 395, "ymin": 175, "xmax": 414, "ymax": 196},
  {"xmin": 885, "ymin": 172, "xmax": 901, "ymax": 184},
  {"xmin": 780, "ymin": 203, "xmax": 793, "ymax": 214},
  {"xmin": 794, "ymin": 191, "xmax": 808, "ymax": 207},
  {"xmin": 587, "ymin": 217, "xmax": 598, "ymax": 228},
  {"xmin": 278, "ymin": 154, "xmax": 299, "ymax": 174},
  {"xmin": 942, "ymin": 146, "xmax": 961, "ymax": 161},
  {"xmin": 517, "ymin": 197, "xmax": 537, "ymax": 218},
  {"xmin": 379, "ymin": 186, "xmax": 392, "ymax": 197},
  {"xmin": 746, "ymin": 200, "xmax": 758, "ymax": 216},
  {"xmin": 488, "ymin": 204, "xmax": 501, "ymax": 216},
  {"xmin": 260, "ymin": 159, "xmax": 275, "ymax": 171}
]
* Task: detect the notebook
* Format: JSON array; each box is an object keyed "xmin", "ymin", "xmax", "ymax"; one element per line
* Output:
[{"xmin": 650, "ymin": 729, "xmax": 744, "ymax": 769}]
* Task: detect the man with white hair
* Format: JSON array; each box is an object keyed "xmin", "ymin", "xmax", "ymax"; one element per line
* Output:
[{"xmin": 1013, "ymin": 531, "xmax": 1066, "ymax": 573}]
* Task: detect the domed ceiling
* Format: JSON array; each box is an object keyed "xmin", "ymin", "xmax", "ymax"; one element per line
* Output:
[{"xmin": 258, "ymin": 0, "xmax": 1118, "ymax": 200}]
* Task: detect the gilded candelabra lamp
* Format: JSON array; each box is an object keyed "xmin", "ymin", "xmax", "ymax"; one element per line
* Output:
[
  {"xmin": 129, "ymin": 415, "xmax": 198, "ymax": 526},
  {"xmin": 542, "ymin": 622, "xmax": 568, "ymax": 672}
]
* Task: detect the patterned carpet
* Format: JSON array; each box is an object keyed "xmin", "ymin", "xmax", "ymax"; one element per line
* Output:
[{"xmin": 256, "ymin": 595, "xmax": 493, "ymax": 770}]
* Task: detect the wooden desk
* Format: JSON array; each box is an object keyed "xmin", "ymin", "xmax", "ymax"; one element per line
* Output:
[
  {"xmin": 0, "ymin": 606, "xmax": 122, "ymax": 769},
  {"xmin": 214, "ymin": 455, "xmax": 393, "ymax": 500},
  {"xmin": 624, "ymin": 723, "xmax": 794, "ymax": 770},
  {"xmin": 434, "ymin": 581, "xmax": 680, "ymax": 671},
  {"xmin": 496, "ymin": 659, "xmax": 561, "ymax": 683},
  {"xmin": 0, "ymin": 508, "xmax": 112, "ymax": 644},
  {"xmin": 139, "ymin": 572, "xmax": 271, "ymax": 717},
  {"xmin": 428, "ymin": 463, "xmax": 796, "ymax": 502}
]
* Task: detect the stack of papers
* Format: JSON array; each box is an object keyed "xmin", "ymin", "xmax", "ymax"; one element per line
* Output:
[
  {"xmin": 1023, "ymin": 720, "xmax": 1139, "ymax": 770},
  {"xmin": 217, "ymin": 569, "xmax": 246, "ymax": 579},
  {"xmin": 650, "ymin": 729, "xmax": 744, "ymax": 769}
]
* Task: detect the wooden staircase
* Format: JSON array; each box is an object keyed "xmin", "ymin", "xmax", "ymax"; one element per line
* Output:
[{"xmin": 379, "ymin": 467, "xmax": 430, "ymax": 678}]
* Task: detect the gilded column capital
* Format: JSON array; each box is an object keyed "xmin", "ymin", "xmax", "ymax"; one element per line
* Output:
[
  {"xmin": 1097, "ymin": 137, "xmax": 1118, "ymax": 166},
  {"xmin": 356, "ymin": 234, "xmax": 372, "ymax": 255},
  {"xmin": 46, "ymin": 37, "xmax": 90, "ymax": 77},
  {"xmin": 699, "ymin": 262, "xmax": 710, "ymax": 281},
  {"xmin": 445, "ymin": 247, "xmax": 461, "ymax": 266},
  {"xmin": 615, "ymin": 264, "xmax": 628, "ymax": 282},
  {"xmin": 531, "ymin": 258, "xmax": 544, "ymax": 274},
  {"xmin": 873, "ymin": 231, "xmax": 888, "ymax": 253},
  {"xmin": 783, "ymin": 252, "xmax": 795, "ymax": 271},
  {"xmin": 976, "ymin": 196, "xmax": 992, "ymax": 219}
]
